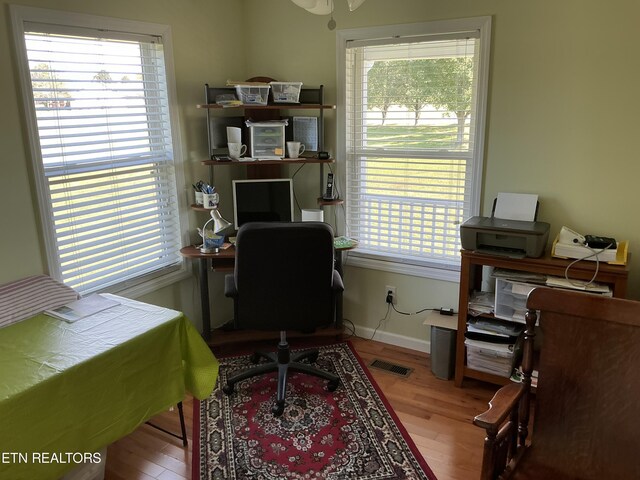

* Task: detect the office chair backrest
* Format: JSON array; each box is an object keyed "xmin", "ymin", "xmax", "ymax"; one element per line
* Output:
[
  {"xmin": 526, "ymin": 288, "xmax": 640, "ymax": 480},
  {"xmin": 233, "ymin": 222, "xmax": 337, "ymax": 331}
]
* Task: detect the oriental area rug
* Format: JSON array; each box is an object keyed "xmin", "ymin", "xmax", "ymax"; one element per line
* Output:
[{"xmin": 193, "ymin": 342, "xmax": 437, "ymax": 479}]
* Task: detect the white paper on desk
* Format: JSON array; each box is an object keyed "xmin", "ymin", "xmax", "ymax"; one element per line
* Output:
[
  {"xmin": 494, "ymin": 192, "xmax": 538, "ymax": 221},
  {"xmin": 45, "ymin": 294, "xmax": 120, "ymax": 323}
]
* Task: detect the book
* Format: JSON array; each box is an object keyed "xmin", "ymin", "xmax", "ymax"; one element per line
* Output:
[{"xmin": 45, "ymin": 294, "xmax": 120, "ymax": 323}]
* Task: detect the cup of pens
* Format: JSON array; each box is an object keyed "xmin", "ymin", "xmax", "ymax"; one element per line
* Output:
[
  {"xmin": 201, "ymin": 184, "xmax": 219, "ymax": 209},
  {"xmin": 193, "ymin": 181, "xmax": 205, "ymax": 205},
  {"xmin": 203, "ymin": 193, "xmax": 219, "ymax": 209}
]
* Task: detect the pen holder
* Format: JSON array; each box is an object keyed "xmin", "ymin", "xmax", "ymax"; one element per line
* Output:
[
  {"xmin": 202, "ymin": 193, "xmax": 219, "ymax": 209},
  {"xmin": 195, "ymin": 191, "xmax": 203, "ymax": 205}
]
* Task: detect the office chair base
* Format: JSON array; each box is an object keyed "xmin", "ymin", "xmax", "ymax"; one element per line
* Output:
[{"xmin": 222, "ymin": 344, "xmax": 340, "ymax": 417}]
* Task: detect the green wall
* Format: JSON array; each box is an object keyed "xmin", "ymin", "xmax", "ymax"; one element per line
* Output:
[{"xmin": 2, "ymin": 0, "xmax": 639, "ymax": 346}]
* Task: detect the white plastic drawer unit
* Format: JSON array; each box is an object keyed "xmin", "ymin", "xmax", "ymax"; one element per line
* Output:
[
  {"xmin": 249, "ymin": 124, "xmax": 285, "ymax": 158},
  {"xmin": 494, "ymin": 278, "xmax": 537, "ymax": 323}
]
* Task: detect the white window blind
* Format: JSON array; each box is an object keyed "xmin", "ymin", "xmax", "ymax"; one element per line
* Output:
[
  {"xmin": 341, "ymin": 19, "xmax": 490, "ymax": 275},
  {"xmin": 19, "ymin": 20, "xmax": 183, "ymax": 294}
]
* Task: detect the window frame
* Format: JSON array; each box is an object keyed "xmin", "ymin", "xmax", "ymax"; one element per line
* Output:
[
  {"xmin": 336, "ymin": 16, "xmax": 491, "ymax": 282},
  {"xmin": 10, "ymin": 5, "xmax": 190, "ymax": 297}
]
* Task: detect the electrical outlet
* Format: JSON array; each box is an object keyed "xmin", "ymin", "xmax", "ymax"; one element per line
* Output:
[{"xmin": 384, "ymin": 285, "xmax": 396, "ymax": 304}]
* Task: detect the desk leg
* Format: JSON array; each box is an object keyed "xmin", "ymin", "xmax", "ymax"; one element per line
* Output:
[
  {"xmin": 199, "ymin": 258, "xmax": 211, "ymax": 341},
  {"xmin": 335, "ymin": 250, "xmax": 344, "ymax": 328}
]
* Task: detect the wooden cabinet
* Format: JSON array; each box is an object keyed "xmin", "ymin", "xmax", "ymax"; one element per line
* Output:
[{"xmin": 455, "ymin": 249, "xmax": 629, "ymax": 387}]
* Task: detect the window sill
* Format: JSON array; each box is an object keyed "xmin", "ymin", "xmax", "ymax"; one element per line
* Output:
[
  {"xmin": 345, "ymin": 252, "xmax": 460, "ymax": 283},
  {"xmin": 103, "ymin": 262, "xmax": 192, "ymax": 299}
]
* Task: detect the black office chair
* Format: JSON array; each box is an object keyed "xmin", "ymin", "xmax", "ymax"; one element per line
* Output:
[{"xmin": 222, "ymin": 222, "xmax": 344, "ymax": 416}]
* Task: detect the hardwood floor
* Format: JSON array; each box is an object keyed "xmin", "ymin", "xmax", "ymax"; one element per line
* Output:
[{"xmin": 105, "ymin": 336, "xmax": 498, "ymax": 480}]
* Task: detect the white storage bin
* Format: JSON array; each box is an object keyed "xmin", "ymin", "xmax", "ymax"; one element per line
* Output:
[
  {"xmin": 269, "ymin": 82, "xmax": 303, "ymax": 103},
  {"xmin": 235, "ymin": 84, "xmax": 270, "ymax": 105},
  {"xmin": 248, "ymin": 122, "xmax": 286, "ymax": 158},
  {"xmin": 494, "ymin": 278, "xmax": 537, "ymax": 323}
]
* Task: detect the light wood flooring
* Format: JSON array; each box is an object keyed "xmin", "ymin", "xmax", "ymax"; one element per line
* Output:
[{"xmin": 105, "ymin": 336, "xmax": 499, "ymax": 480}]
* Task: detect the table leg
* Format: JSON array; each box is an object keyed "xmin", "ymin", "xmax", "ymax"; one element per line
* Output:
[{"xmin": 199, "ymin": 258, "xmax": 211, "ymax": 341}]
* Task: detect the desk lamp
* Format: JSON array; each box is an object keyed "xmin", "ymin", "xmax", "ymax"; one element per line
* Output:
[{"xmin": 200, "ymin": 208, "xmax": 232, "ymax": 253}]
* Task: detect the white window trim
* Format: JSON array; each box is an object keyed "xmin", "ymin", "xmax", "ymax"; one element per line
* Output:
[
  {"xmin": 10, "ymin": 5, "xmax": 191, "ymax": 298},
  {"xmin": 336, "ymin": 16, "xmax": 491, "ymax": 281}
]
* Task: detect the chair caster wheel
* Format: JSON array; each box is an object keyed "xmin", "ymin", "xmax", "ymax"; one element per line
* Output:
[
  {"xmin": 250, "ymin": 353, "xmax": 261, "ymax": 364},
  {"xmin": 222, "ymin": 384, "xmax": 234, "ymax": 395},
  {"xmin": 327, "ymin": 379, "xmax": 339, "ymax": 392},
  {"xmin": 272, "ymin": 402, "xmax": 285, "ymax": 417}
]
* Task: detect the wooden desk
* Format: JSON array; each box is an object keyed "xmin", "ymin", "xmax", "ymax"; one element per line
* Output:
[{"xmin": 180, "ymin": 242, "xmax": 354, "ymax": 341}]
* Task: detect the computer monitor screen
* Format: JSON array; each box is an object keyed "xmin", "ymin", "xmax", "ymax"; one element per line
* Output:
[{"xmin": 232, "ymin": 178, "xmax": 294, "ymax": 229}]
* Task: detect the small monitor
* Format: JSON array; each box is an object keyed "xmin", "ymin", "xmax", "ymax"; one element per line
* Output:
[{"xmin": 232, "ymin": 178, "xmax": 294, "ymax": 230}]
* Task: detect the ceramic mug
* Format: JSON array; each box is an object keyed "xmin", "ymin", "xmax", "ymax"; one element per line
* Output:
[
  {"xmin": 286, "ymin": 141, "xmax": 305, "ymax": 159},
  {"xmin": 228, "ymin": 143, "xmax": 247, "ymax": 159}
]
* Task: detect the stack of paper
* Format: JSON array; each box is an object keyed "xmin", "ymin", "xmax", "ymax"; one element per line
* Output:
[
  {"xmin": 468, "ymin": 291, "xmax": 495, "ymax": 316},
  {"xmin": 465, "ymin": 318, "xmax": 523, "ymax": 378},
  {"xmin": 465, "ymin": 337, "xmax": 520, "ymax": 377},
  {"xmin": 545, "ymin": 276, "xmax": 612, "ymax": 295}
]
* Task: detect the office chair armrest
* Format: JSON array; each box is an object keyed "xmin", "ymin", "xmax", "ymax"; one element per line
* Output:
[
  {"xmin": 332, "ymin": 270, "xmax": 344, "ymax": 292},
  {"xmin": 224, "ymin": 274, "xmax": 238, "ymax": 298}
]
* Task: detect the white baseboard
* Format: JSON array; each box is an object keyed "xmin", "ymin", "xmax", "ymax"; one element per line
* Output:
[{"xmin": 352, "ymin": 324, "xmax": 431, "ymax": 354}]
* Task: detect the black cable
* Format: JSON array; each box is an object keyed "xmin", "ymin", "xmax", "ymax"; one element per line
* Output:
[
  {"xmin": 341, "ymin": 318, "xmax": 357, "ymax": 339},
  {"xmin": 290, "ymin": 163, "xmax": 307, "ymax": 213},
  {"xmin": 391, "ymin": 303, "xmax": 411, "ymax": 315},
  {"xmin": 391, "ymin": 304, "xmax": 457, "ymax": 316},
  {"xmin": 370, "ymin": 304, "xmax": 391, "ymax": 340}
]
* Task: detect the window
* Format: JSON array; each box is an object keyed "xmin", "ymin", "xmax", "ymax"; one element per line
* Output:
[
  {"xmin": 11, "ymin": 7, "xmax": 187, "ymax": 295},
  {"xmin": 337, "ymin": 17, "xmax": 491, "ymax": 280}
]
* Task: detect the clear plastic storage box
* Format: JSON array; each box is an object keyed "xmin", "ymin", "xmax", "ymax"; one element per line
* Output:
[
  {"xmin": 494, "ymin": 278, "xmax": 537, "ymax": 323},
  {"xmin": 247, "ymin": 120, "xmax": 287, "ymax": 158},
  {"xmin": 269, "ymin": 82, "xmax": 303, "ymax": 103},
  {"xmin": 235, "ymin": 84, "xmax": 270, "ymax": 105}
]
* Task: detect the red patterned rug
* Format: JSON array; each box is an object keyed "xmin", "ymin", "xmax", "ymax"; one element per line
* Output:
[{"xmin": 193, "ymin": 341, "xmax": 437, "ymax": 479}]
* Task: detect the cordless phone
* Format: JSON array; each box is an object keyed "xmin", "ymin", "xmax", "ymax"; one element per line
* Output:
[{"xmin": 323, "ymin": 173, "xmax": 335, "ymax": 200}]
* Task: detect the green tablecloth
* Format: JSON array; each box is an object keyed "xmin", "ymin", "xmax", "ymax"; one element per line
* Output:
[{"xmin": 0, "ymin": 294, "xmax": 219, "ymax": 480}]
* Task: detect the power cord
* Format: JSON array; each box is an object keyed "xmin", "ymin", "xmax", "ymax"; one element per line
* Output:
[
  {"xmin": 390, "ymin": 303, "xmax": 456, "ymax": 317},
  {"xmin": 370, "ymin": 304, "xmax": 391, "ymax": 340},
  {"xmin": 563, "ymin": 242, "xmax": 614, "ymax": 287},
  {"xmin": 341, "ymin": 317, "xmax": 357, "ymax": 339},
  {"xmin": 290, "ymin": 163, "xmax": 308, "ymax": 213}
]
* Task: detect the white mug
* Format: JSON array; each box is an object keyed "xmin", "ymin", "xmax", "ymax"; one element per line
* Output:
[
  {"xmin": 286, "ymin": 141, "xmax": 305, "ymax": 158},
  {"xmin": 228, "ymin": 143, "xmax": 247, "ymax": 159}
]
